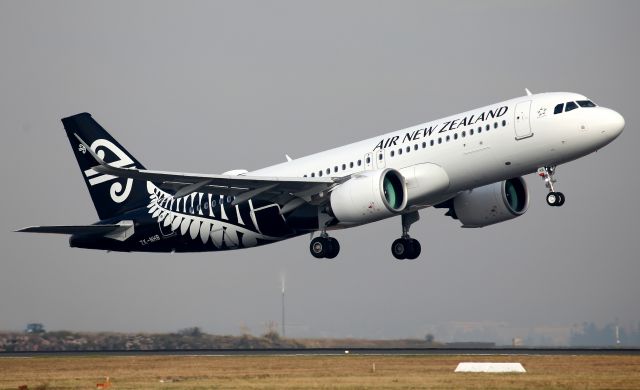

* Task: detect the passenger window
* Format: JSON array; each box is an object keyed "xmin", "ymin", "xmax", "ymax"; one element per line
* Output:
[
  {"xmin": 319, "ymin": 171, "xmax": 322, "ymax": 177},
  {"xmin": 406, "ymin": 146, "xmax": 410, "ymax": 153},
  {"xmin": 398, "ymin": 148, "xmax": 403, "ymax": 155},
  {"xmin": 303, "ymin": 174, "xmax": 307, "ymax": 178},
  {"xmin": 430, "ymin": 140, "xmax": 434, "ymax": 146},
  {"xmin": 502, "ymin": 120, "xmax": 506, "ymax": 127},
  {"xmin": 577, "ymin": 100, "xmax": 596, "ymax": 108},
  {"xmin": 485, "ymin": 124, "xmax": 490, "ymax": 131},
  {"xmin": 414, "ymin": 144, "xmax": 418, "ymax": 151},
  {"xmin": 422, "ymin": 141, "xmax": 426, "ymax": 148},
  {"xmin": 446, "ymin": 135, "xmax": 450, "ymax": 142},
  {"xmin": 378, "ymin": 153, "xmax": 383, "ymax": 160},
  {"xmin": 311, "ymin": 172, "xmax": 315, "ymax": 177},
  {"xmin": 349, "ymin": 162, "xmax": 354, "ymax": 168},
  {"xmin": 342, "ymin": 163, "xmax": 346, "ymax": 170},
  {"xmin": 326, "ymin": 168, "xmax": 330, "ymax": 174},
  {"xmin": 494, "ymin": 122, "xmax": 498, "ymax": 129},
  {"xmin": 462, "ymin": 131, "xmax": 466, "ymax": 137},
  {"xmin": 554, "ymin": 103, "xmax": 564, "ymax": 114},
  {"xmin": 357, "ymin": 160, "xmax": 362, "ymax": 166},
  {"xmin": 453, "ymin": 133, "xmax": 458, "ymax": 140},
  {"xmin": 334, "ymin": 166, "xmax": 338, "ymax": 173},
  {"xmin": 565, "ymin": 101, "xmax": 578, "ymax": 112},
  {"xmin": 390, "ymin": 150, "xmax": 395, "ymax": 157},
  {"xmin": 470, "ymin": 129, "xmax": 474, "ymax": 135},
  {"xmin": 438, "ymin": 137, "xmax": 442, "ymax": 144},
  {"xmin": 366, "ymin": 156, "xmax": 371, "ymax": 164}
]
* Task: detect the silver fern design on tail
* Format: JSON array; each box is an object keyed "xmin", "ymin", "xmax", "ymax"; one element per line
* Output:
[{"xmin": 146, "ymin": 182, "xmax": 277, "ymax": 249}]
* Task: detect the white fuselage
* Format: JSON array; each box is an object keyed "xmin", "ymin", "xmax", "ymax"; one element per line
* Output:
[
  {"xmin": 250, "ymin": 92, "xmax": 624, "ymax": 226},
  {"xmin": 19, "ymin": 92, "xmax": 625, "ymax": 256}
]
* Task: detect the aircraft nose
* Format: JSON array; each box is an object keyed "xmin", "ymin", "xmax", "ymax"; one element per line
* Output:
[{"xmin": 607, "ymin": 109, "xmax": 625, "ymax": 138}]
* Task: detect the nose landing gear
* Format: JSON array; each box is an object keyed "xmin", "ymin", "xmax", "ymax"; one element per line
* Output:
[
  {"xmin": 391, "ymin": 211, "xmax": 421, "ymax": 260},
  {"xmin": 538, "ymin": 166, "xmax": 565, "ymax": 207}
]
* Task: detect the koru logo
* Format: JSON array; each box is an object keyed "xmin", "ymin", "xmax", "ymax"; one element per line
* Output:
[{"xmin": 82, "ymin": 139, "xmax": 135, "ymax": 204}]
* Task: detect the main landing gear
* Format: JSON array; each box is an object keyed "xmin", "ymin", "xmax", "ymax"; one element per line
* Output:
[
  {"xmin": 391, "ymin": 211, "xmax": 421, "ymax": 260},
  {"xmin": 310, "ymin": 233, "xmax": 340, "ymax": 259},
  {"xmin": 538, "ymin": 166, "xmax": 565, "ymax": 207}
]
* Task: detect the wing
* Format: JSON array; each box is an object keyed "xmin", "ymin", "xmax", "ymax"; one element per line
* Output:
[{"xmin": 74, "ymin": 134, "xmax": 341, "ymax": 208}]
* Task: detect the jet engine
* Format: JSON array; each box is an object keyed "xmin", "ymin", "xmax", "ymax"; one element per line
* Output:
[
  {"xmin": 446, "ymin": 177, "xmax": 529, "ymax": 228},
  {"xmin": 329, "ymin": 168, "xmax": 407, "ymax": 224}
]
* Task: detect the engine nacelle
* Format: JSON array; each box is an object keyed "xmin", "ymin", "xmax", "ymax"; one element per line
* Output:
[
  {"xmin": 330, "ymin": 168, "xmax": 408, "ymax": 224},
  {"xmin": 450, "ymin": 177, "xmax": 529, "ymax": 228}
]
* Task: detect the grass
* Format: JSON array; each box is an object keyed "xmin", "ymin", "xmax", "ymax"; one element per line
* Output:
[{"xmin": 0, "ymin": 354, "xmax": 639, "ymax": 389}]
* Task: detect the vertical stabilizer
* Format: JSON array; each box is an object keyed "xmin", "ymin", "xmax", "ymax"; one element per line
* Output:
[{"xmin": 61, "ymin": 113, "xmax": 149, "ymax": 220}]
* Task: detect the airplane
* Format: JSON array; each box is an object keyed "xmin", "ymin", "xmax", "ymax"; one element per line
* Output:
[{"xmin": 17, "ymin": 90, "xmax": 624, "ymax": 259}]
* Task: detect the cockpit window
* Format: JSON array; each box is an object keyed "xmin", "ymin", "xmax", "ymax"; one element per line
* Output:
[
  {"xmin": 577, "ymin": 100, "xmax": 596, "ymax": 108},
  {"xmin": 554, "ymin": 103, "xmax": 564, "ymax": 114},
  {"xmin": 565, "ymin": 101, "xmax": 578, "ymax": 112}
]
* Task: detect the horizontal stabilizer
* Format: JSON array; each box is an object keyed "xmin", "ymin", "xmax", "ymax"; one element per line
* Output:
[{"xmin": 16, "ymin": 225, "xmax": 124, "ymax": 235}]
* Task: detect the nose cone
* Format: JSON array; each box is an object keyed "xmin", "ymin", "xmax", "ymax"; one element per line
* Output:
[
  {"xmin": 593, "ymin": 108, "xmax": 625, "ymax": 144},
  {"xmin": 608, "ymin": 109, "xmax": 625, "ymax": 138}
]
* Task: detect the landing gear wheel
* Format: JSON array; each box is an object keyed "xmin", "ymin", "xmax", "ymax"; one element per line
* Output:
[
  {"xmin": 325, "ymin": 237, "xmax": 340, "ymax": 259},
  {"xmin": 546, "ymin": 192, "xmax": 565, "ymax": 207},
  {"xmin": 310, "ymin": 237, "xmax": 329, "ymax": 259},
  {"xmin": 310, "ymin": 236, "xmax": 340, "ymax": 259},
  {"xmin": 406, "ymin": 239, "xmax": 421, "ymax": 260},
  {"xmin": 392, "ymin": 238, "xmax": 408, "ymax": 260},
  {"xmin": 392, "ymin": 238, "xmax": 421, "ymax": 260}
]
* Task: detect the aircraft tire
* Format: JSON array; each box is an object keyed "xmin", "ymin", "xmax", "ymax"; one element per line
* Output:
[
  {"xmin": 406, "ymin": 239, "xmax": 421, "ymax": 260},
  {"xmin": 325, "ymin": 237, "xmax": 340, "ymax": 259},
  {"xmin": 392, "ymin": 238, "xmax": 407, "ymax": 260},
  {"xmin": 310, "ymin": 237, "xmax": 328, "ymax": 258}
]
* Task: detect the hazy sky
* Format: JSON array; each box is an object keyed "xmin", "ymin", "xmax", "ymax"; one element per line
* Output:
[{"xmin": 1, "ymin": 1, "xmax": 638, "ymax": 343}]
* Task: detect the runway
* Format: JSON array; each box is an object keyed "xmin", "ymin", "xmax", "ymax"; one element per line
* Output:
[{"xmin": 2, "ymin": 347, "xmax": 639, "ymax": 357}]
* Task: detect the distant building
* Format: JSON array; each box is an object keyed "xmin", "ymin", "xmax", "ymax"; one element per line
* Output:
[
  {"xmin": 25, "ymin": 323, "xmax": 45, "ymax": 334},
  {"xmin": 512, "ymin": 338, "xmax": 524, "ymax": 346}
]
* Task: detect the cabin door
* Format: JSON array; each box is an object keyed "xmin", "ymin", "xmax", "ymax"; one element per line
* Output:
[{"xmin": 514, "ymin": 101, "xmax": 533, "ymax": 139}]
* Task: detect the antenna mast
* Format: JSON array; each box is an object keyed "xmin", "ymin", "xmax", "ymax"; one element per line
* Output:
[{"xmin": 281, "ymin": 275, "xmax": 286, "ymax": 338}]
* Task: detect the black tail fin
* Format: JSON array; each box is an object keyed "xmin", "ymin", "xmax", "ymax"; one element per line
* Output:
[{"xmin": 61, "ymin": 113, "xmax": 149, "ymax": 221}]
